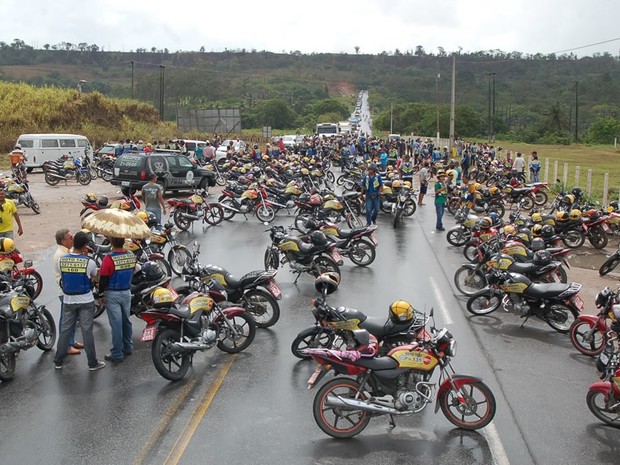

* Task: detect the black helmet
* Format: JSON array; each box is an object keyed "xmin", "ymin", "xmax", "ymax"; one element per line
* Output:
[
  {"xmin": 541, "ymin": 224, "xmax": 555, "ymax": 238},
  {"xmin": 531, "ymin": 237, "xmax": 546, "ymax": 251},
  {"xmin": 142, "ymin": 261, "xmax": 165, "ymax": 282},
  {"xmin": 595, "ymin": 287, "xmax": 612, "ymax": 308},
  {"xmin": 303, "ymin": 218, "xmax": 319, "ymax": 231},
  {"xmin": 571, "ymin": 187, "xmax": 583, "ymax": 199},
  {"xmin": 309, "ymin": 230, "xmax": 328, "ymax": 246},
  {"xmin": 533, "ymin": 250, "xmax": 551, "ymax": 266},
  {"xmin": 97, "ymin": 195, "xmax": 109, "ymax": 207},
  {"xmin": 146, "ymin": 211, "xmax": 158, "ymax": 228}
]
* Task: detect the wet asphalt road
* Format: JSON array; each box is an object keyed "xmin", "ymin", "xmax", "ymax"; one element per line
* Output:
[{"xmin": 1, "ymin": 200, "xmax": 620, "ymax": 465}]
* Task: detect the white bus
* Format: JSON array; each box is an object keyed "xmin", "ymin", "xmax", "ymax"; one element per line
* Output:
[
  {"xmin": 16, "ymin": 133, "xmax": 93, "ymax": 169},
  {"xmin": 316, "ymin": 123, "xmax": 340, "ymax": 136}
]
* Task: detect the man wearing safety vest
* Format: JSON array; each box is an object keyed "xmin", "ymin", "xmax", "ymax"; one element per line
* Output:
[
  {"xmin": 99, "ymin": 237, "xmax": 137, "ymax": 363},
  {"xmin": 54, "ymin": 231, "xmax": 105, "ymax": 371}
]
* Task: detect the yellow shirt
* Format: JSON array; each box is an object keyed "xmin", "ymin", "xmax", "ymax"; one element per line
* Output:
[{"xmin": 0, "ymin": 199, "xmax": 17, "ymax": 233}]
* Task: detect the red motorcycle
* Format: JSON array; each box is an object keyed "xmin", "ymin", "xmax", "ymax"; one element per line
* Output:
[
  {"xmin": 586, "ymin": 328, "xmax": 620, "ymax": 427},
  {"xmin": 167, "ymin": 188, "xmax": 224, "ymax": 231},
  {"xmin": 305, "ymin": 309, "xmax": 496, "ymax": 438},
  {"xmin": 218, "ymin": 182, "xmax": 276, "ymax": 223},
  {"xmin": 570, "ymin": 286, "xmax": 619, "ymax": 356},
  {"xmin": 0, "ymin": 251, "xmax": 43, "ymax": 300}
]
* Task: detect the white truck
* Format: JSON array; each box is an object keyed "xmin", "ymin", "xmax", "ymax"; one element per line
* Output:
[{"xmin": 338, "ymin": 121, "xmax": 353, "ymax": 135}]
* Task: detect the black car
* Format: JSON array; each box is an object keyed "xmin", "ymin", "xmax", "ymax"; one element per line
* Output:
[{"xmin": 111, "ymin": 152, "xmax": 215, "ymax": 193}]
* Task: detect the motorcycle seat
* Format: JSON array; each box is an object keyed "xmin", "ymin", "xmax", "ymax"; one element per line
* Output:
[
  {"xmin": 510, "ymin": 187, "xmax": 534, "ymax": 195},
  {"xmin": 168, "ymin": 305, "xmax": 191, "ymax": 319},
  {"xmin": 360, "ymin": 317, "xmax": 414, "ymax": 338},
  {"xmin": 298, "ymin": 241, "xmax": 317, "ymax": 254},
  {"xmin": 354, "ymin": 356, "xmax": 399, "ymax": 371},
  {"xmin": 337, "ymin": 227, "xmax": 368, "ymax": 239},
  {"xmin": 342, "ymin": 192, "xmax": 360, "ymax": 200},
  {"xmin": 327, "ymin": 237, "xmax": 348, "ymax": 248},
  {"xmin": 90, "ymin": 243, "xmax": 112, "ymax": 254},
  {"xmin": 508, "ymin": 262, "xmax": 540, "ymax": 274},
  {"xmin": 526, "ymin": 282, "xmax": 571, "ymax": 298}
]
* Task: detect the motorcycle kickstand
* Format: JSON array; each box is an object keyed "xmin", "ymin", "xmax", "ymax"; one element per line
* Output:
[
  {"xmin": 519, "ymin": 314, "xmax": 532, "ymax": 328},
  {"xmin": 293, "ymin": 272, "xmax": 302, "ymax": 284},
  {"xmin": 388, "ymin": 414, "xmax": 396, "ymax": 429}
]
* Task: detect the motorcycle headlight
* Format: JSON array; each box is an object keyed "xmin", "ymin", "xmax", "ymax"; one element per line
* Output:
[
  {"xmin": 612, "ymin": 304, "xmax": 620, "ymax": 322},
  {"xmin": 447, "ymin": 340, "xmax": 457, "ymax": 358}
]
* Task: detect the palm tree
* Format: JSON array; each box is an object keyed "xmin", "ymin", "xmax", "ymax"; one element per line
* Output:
[{"xmin": 542, "ymin": 101, "xmax": 569, "ymax": 133}]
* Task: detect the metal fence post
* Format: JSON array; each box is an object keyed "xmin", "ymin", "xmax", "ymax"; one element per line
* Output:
[
  {"xmin": 553, "ymin": 160, "xmax": 558, "ymax": 185},
  {"xmin": 586, "ymin": 169, "xmax": 592, "ymax": 196},
  {"xmin": 562, "ymin": 163, "xmax": 568, "ymax": 188},
  {"xmin": 603, "ymin": 173, "xmax": 609, "ymax": 205}
]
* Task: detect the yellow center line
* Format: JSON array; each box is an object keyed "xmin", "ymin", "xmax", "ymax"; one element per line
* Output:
[{"xmin": 163, "ymin": 354, "xmax": 237, "ymax": 465}]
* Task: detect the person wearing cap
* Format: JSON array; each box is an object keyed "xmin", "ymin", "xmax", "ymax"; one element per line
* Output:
[
  {"xmin": 361, "ymin": 164, "xmax": 383, "ymax": 226},
  {"xmin": 434, "ymin": 171, "xmax": 448, "ymax": 231}
]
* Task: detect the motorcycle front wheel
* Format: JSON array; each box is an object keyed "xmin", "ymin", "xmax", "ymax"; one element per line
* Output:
[
  {"xmin": 204, "ymin": 203, "xmax": 224, "ymax": 225},
  {"xmin": 447, "ymin": 227, "xmax": 471, "ymax": 246},
  {"xmin": 348, "ymin": 239, "xmax": 376, "ymax": 267},
  {"xmin": 403, "ymin": 199, "xmax": 417, "ymax": 216},
  {"xmin": 291, "ymin": 327, "xmax": 337, "ymax": 359},
  {"xmin": 23, "ymin": 271, "xmax": 43, "ymax": 300},
  {"xmin": 545, "ymin": 303, "xmax": 579, "ymax": 333},
  {"xmin": 173, "ymin": 208, "xmax": 192, "ymax": 231},
  {"xmin": 439, "ymin": 381, "xmax": 496, "ymax": 430},
  {"xmin": 313, "ymin": 377, "xmax": 371, "ymax": 439},
  {"xmin": 77, "ymin": 172, "xmax": 91, "ymax": 185},
  {"xmin": 264, "ymin": 247, "xmax": 280, "ymax": 271},
  {"xmin": 586, "ymin": 390, "xmax": 620, "ymax": 427},
  {"xmin": 152, "ymin": 328, "xmax": 191, "ymax": 381},
  {"xmin": 534, "ymin": 191, "xmax": 548, "ymax": 206},
  {"xmin": 0, "ymin": 351, "xmax": 16, "ymax": 381},
  {"xmin": 168, "ymin": 245, "xmax": 192, "ymax": 277},
  {"xmin": 599, "ymin": 253, "xmax": 620, "ymax": 276},
  {"xmin": 32, "ymin": 307, "xmax": 56, "ymax": 351},
  {"xmin": 588, "ymin": 226, "xmax": 608, "ymax": 250},
  {"xmin": 312, "ymin": 255, "xmax": 341, "ymax": 277},
  {"xmin": 218, "ymin": 197, "xmax": 237, "ymax": 220},
  {"xmin": 569, "ymin": 320, "xmax": 606, "ymax": 356},
  {"xmin": 216, "ymin": 312, "xmax": 256, "ymax": 353},
  {"xmin": 242, "ymin": 289, "xmax": 280, "ymax": 329},
  {"xmin": 562, "ymin": 229, "xmax": 586, "ymax": 248},
  {"xmin": 466, "ymin": 290, "xmax": 502, "ymax": 315},
  {"xmin": 454, "ymin": 266, "xmax": 487, "ymax": 296},
  {"xmin": 392, "ymin": 210, "xmax": 402, "ymax": 228},
  {"xmin": 255, "ymin": 204, "xmax": 276, "ymax": 223}
]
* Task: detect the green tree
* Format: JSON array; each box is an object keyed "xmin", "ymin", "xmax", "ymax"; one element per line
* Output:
[
  {"xmin": 586, "ymin": 116, "xmax": 620, "ymax": 143},
  {"xmin": 254, "ymin": 99, "xmax": 297, "ymax": 129}
]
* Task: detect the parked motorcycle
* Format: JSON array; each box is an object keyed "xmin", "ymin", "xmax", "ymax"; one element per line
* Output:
[
  {"xmin": 586, "ymin": 328, "xmax": 620, "ymax": 427},
  {"xmin": 292, "ymin": 275, "xmax": 428, "ymax": 359},
  {"xmin": 176, "ymin": 242, "xmax": 281, "ymax": 328},
  {"xmin": 570, "ymin": 285, "xmax": 619, "ymax": 356},
  {"xmin": 148, "ymin": 222, "xmax": 192, "ymax": 277},
  {"xmin": 79, "ymin": 192, "xmax": 141, "ymax": 218},
  {"xmin": 219, "ymin": 182, "xmax": 276, "ymax": 223},
  {"xmin": 3, "ymin": 177, "xmax": 40, "ymax": 214},
  {"xmin": 168, "ymin": 188, "xmax": 224, "ymax": 231},
  {"xmin": 599, "ymin": 241, "xmax": 620, "ymax": 276},
  {"xmin": 140, "ymin": 288, "xmax": 256, "ymax": 381},
  {"xmin": 0, "ymin": 251, "xmax": 44, "ymax": 300},
  {"xmin": 305, "ymin": 309, "xmax": 496, "ymax": 438},
  {"xmin": 264, "ymin": 225, "xmax": 341, "ymax": 283},
  {"xmin": 0, "ymin": 277, "xmax": 56, "ymax": 381},
  {"xmin": 466, "ymin": 268, "xmax": 583, "ymax": 333},
  {"xmin": 43, "ymin": 155, "xmax": 91, "ymax": 186}
]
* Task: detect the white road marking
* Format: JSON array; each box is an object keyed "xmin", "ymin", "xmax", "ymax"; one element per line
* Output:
[
  {"xmin": 430, "ymin": 276, "xmax": 453, "ymax": 325},
  {"xmin": 483, "ymin": 421, "xmax": 511, "ymax": 465}
]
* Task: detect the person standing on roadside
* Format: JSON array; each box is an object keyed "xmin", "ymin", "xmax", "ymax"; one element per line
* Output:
[
  {"xmin": 99, "ymin": 237, "xmax": 137, "ymax": 363},
  {"xmin": 54, "ymin": 231, "xmax": 105, "ymax": 371},
  {"xmin": 141, "ymin": 174, "xmax": 167, "ymax": 225},
  {"xmin": 203, "ymin": 141, "xmax": 216, "ymax": 162},
  {"xmin": 0, "ymin": 189, "xmax": 24, "ymax": 239},
  {"xmin": 53, "ymin": 229, "xmax": 83, "ymax": 356},
  {"xmin": 529, "ymin": 152, "xmax": 541, "ymax": 183},
  {"xmin": 417, "ymin": 161, "xmax": 430, "ymax": 206},
  {"xmin": 361, "ymin": 164, "xmax": 383, "ymax": 226},
  {"xmin": 434, "ymin": 170, "xmax": 448, "ymax": 231},
  {"xmin": 512, "ymin": 152, "xmax": 526, "ymax": 182}
]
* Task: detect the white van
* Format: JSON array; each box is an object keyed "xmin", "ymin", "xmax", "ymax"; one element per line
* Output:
[{"xmin": 16, "ymin": 133, "xmax": 92, "ymax": 169}]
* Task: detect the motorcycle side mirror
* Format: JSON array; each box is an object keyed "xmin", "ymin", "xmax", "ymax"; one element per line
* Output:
[{"xmin": 23, "ymin": 260, "xmax": 33, "ymax": 268}]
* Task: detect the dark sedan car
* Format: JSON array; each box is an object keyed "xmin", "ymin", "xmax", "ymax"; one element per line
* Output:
[{"xmin": 111, "ymin": 152, "xmax": 215, "ymax": 193}]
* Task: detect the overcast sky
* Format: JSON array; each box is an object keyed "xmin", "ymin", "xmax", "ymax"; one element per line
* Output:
[{"xmin": 2, "ymin": 0, "xmax": 619, "ymax": 57}]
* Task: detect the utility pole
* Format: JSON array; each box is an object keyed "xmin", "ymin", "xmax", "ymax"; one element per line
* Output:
[
  {"xmin": 575, "ymin": 81, "xmax": 579, "ymax": 143},
  {"xmin": 449, "ymin": 54, "xmax": 456, "ymax": 151},
  {"xmin": 390, "ymin": 102, "xmax": 393, "ymax": 134},
  {"xmin": 492, "ymin": 73, "xmax": 496, "ymax": 142},
  {"xmin": 159, "ymin": 65, "xmax": 165, "ymax": 121},
  {"xmin": 435, "ymin": 73, "xmax": 441, "ymax": 143},
  {"xmin": 131, "ymin": 60, "xmax": 134, "ymax": 99}
]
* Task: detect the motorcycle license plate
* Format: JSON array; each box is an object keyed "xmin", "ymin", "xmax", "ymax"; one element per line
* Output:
[
  {"xmin": 267, "ymin": 281, "xmax": 282, "ymax": 300},
  {"xmin": 602, "ymin": 223, "xmax": 610, "ymax": 232},
  {"xmin": 571, "ymin": 294, "xmax": 585, "ymax": 310},
  {"xmin": 169, "ymin": 288, "xmax": 179, "ymax": 300},
  {"xmin": 599, "ymin": 352, "xmax": 609, "ymax": 365},
  {"xmin": 307, "ymin": 365, "xmax": 324, "ymax": 389},
  {"xmin": 141, "ymin": 325, "xmax": 156, "ymax": 342},
  {"xmin": 121, "ymin": 181, "xmax": 130, "ymax": 187},
  {"xmin": 370, "ymin": 232, "xmax": 378, "ymax": 246},
  {"xmin": 330, "ymin": 250, "xmax": 343, "ymax": 263},
  {"xmin": 552, "ymin": 273, "xmax": 561, "ymax": 283}
]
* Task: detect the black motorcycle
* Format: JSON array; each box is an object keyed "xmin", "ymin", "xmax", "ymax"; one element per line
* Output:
[
  {"xmin": 175, "ymin": 242, "xmax": 282, "ymax": 328},
  {"xmin": 4, "ymin": 178, "xmax": 40, "ymax": 214}
]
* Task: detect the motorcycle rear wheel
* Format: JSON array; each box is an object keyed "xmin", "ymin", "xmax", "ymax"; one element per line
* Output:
[
  {"xmin": 463, "ymin": 244, "xmax": 478, "ymax": 262},
  {"xmin": 588, "ymin": 226, "xmax": 608, "ymax": 250},
  {"xmin": 216, "ymin": 312, "xmax": 256, "ymax": 353},
  {"xmin": 586, "ymin": 390, "xmax": 620, "ymax": 427},
  {"xmin": 173, "ymin": 208, "xmax": 192, "ymax": 231},
  {"xmin": 0, "ymin": 351, "xmax": 16, "ymax": 381},
  {"xmin": 218, "ymin": 197, "xmax": 237, "ymax": 220},
  {"xmin": 101, "ymin": 169, "xmax": 114, "ymax": 182},
  {"xmin": 33, "ymin": 307, "xmax": 57, "ymax": 351},
  {"xmin": 454, "ymin": 267, "xmax": 487, "ymax": 296},
  {"xmin": 562, "ymin": 229, "xmax": 586, "ymax": 248},
  {"xmin": 31, "ymin": 202, "xmax": 41, "ymax": 214},
  {"xmin": 569, "ymin": 320, "xmax": 606, "ymax": 356},
  {"xmin": 152, "ymin": 328, "xmax": 191, "ymax": 381},
  {"xmin": 313, "ymin": 377, "xmax": 371, "ymax": 439},
  {"xmin": 599, "ymin": 253, "xmax": 620, "ymax": 276},
  {"xmin": 348, "ymin": 239, "xmax": 376, "ymax": 267},
  {"xmin": 534, "ymin": 191, "xmax": 548, "ymax": 206},
  {"xmin": 440, "ymin": 381, "xmax": 496, "ymax": 430},
  {"xmin": 545, "ymin": 303, "xmax": 579, "ymax": 333},
  {"xmin": 313, "ymin": 256, "xmax": 340, "ymax": 277},
  {"xmin": 520, "ymin": 196, "xmax": 535, "ymax": 210},
  {"xmin": 44, "ymin": 173, "xmax": 60, "ymax": 186},
  {"xmin": 242, "ymin": 289, "xmax": 280, "ymax": 329},
  {"xmin": 466, "ymin": 290, "xmax": 502, "ymax": 315}
]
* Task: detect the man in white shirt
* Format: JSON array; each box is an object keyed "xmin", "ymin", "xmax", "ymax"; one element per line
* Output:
[{"xmin": 512, "ymin": 152, "xmax": 526, "ymax": 180}]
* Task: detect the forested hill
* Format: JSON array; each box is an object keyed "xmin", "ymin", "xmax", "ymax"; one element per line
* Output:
[{"xmin": 1, "ymin": 41, "xmax": 619, "ymax": 142}]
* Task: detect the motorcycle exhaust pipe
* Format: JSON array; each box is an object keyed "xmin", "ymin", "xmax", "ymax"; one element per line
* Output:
[
  {"xmin": 219, "ymin": 203, "xmax": 241, "ymax": 213},
  {"xmin": 324, "ymin": 394, "xmax": 407, "ymax": 415},
  {"xmin": 180, "ymin": 212, "xmax": 201, "ymax": 221},
  {"xmin": 170, "ymin": 341, "xmax": 210, "ymax": 352}
]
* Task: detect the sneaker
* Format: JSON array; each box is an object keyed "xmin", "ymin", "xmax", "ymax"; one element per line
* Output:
[
  {"xmin": 436, "ymin": 227, "xmax": 445, "ymax": 231},
  {"xmin": 89, "ymin": 361, "xmax": 106, "ymax": 371},
  {"xmin": 123, "ymin": 350, "xmax": 133, "ymax": 356},
  {"xmin": 104, "ymin": 354, "xmax": 123, "ymax": 363},
  {"xmin": 54, "ymin": 363, "xmax": 63, "ymax": 370}
]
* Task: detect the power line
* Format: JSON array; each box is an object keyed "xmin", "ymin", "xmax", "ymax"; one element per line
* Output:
[{"xmin": 552, "ymin": 37, "xmax": 620, "ymax": 55}]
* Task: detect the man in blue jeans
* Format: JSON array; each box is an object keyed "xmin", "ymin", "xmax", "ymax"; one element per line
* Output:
[
  {"xmin": 361, "ymin": 164, "xmax": 383, "ymax": 226},
  {"xmin": 99, "ymin": 236, "xmax": 137, "ymax": 363}
]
